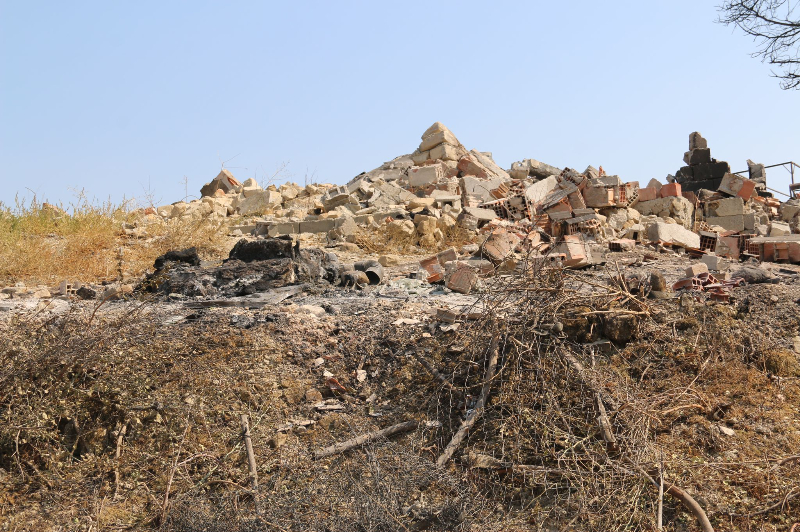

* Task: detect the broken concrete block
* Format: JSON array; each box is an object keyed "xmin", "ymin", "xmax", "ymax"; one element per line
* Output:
[
  {"xmin": 200, "ymin": 169, "xmax": 242, "ymax": 197},
  {"xmin": 299, "ymin": 219, "xmax": 338, "ymax": 234},
  {"xmin": 407, "ymin": 197, "xmax": 436, "ymax": 210},
  {"xmin": 780, "ymin": 203, "xmax": 800, "ymax": 222},
  {"xmin": 747, "ymin": 159, "xmax": 766, "ymax": 183},
  {"xmin": 237, "ymin": 190, "xmax": 283, "ymax": 216},
  {"xmin": 524, "ymin": 176, "xmax": 559, "ymax": 207},
  {"xmin": 708, "ymin": 197, "xmax": 745, "ymax": 217},
  {"xmin": 701, "ymin": 253, "xmax": 723, "ymax": 271},
  {"xmin": 419, "ymin": 129, "xmax": 460, "ymax": 152},
  {"xmin": 559, "ymin": 235, "xmax": 589, "ymax": 267},
  {"xmin": 445, "ymin": 264, "xmax": 478, "ymax": 294},
  {"xmin": 718, "ymin": 173, "xmax": 756, "ymax": 199},
  {"xmin": 462, "ymin": 206, "xmax": 498, "ymax": 223},
  {"xmin": 583, "ymin": 185, "xmax": 615, "ymax": 208},
  {"xmin": 386, "ymin": 219, "xmax": 415, "ymax": 238},
  {"xmin": 609, "ymin": 239, "xmax": 636, "ymax": 252},
  {"xmin": 647, "ymin": 179, "xmax": 663, "ymax": 191},
  {"xmin": 436, "ymin": 247, "xmax": 458, "ymax": 265},
  {"xmin": 646, "ymin": 221, "xmax": 701, "ymax": 248},
  {"xmin": 469, "ymin": 150, "xmax": 510, "ymax": 181},
  {"xmin": 421, "ymin": 121, "xmax": 449, "ymax": 140},
  {"xmin": 481, "ymin": 230, "xmax": 522, "ymax": 263},
  {"xmin": 407, "ymin": 165, "xmax": 442, "ymax": 187},
  {"xmin": 770, "ymin": 221, "xmax": 791, "ymax": 236},
  {"xmin": 689, "ymin": 131, "xmax": 708, "ymax": 150},
  {"xmin": 414, "ymin": 214, "xmax": 439, "ymax": 236},
  {"xmin": 411, "ymin": 150, "xmax": 431, "ymax": 165},
  {"xmin": 706, "ymin": 215, "xmax": 745, "ymax": 232},
  {"xmin": 685, "ymin": 263, "xmax": 709, "ymax": 277},
  {"xmin": 267, "ymin": 221, "xmax": 300, "ymax": 237},
  {"xmin": 461, "ymin": 176, "xmax": 510, "ymax": 204},
  {"xmin": 430, "ymin": 143, "xmax": 461, "ymax": 161}
]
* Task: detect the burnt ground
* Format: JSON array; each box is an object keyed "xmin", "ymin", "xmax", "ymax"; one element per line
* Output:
[{"xmin": 1, "ymin": 244, "xmax": 799, "ymax": 532}]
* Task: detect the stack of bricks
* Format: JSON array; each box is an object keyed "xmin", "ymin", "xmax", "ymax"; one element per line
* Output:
[{"xmin": 674, "ymin": 132, "xmax": 731, "ymax": 193}]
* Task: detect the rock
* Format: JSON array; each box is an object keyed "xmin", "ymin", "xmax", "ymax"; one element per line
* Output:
[
  {"xmin": 732, "ymin": 267, "xmax": 776, "ymax": 284},
  {"xmin": 298, "ymin": 305, "xmax": 326, "ymax": 317},
  {"xmin": 718, "ymin": 425, "xmax": 735, "ymax": 436},
  {"xmin": 386, "ymin": 219, "xmax": 415, "ymax": 238},
  {"xmin": 650, "ymin": 271, "xmax": 668, "ymax": 292},
  {"xmin": 305, "ymin": 388, "xmax": 323, "ymax": 402},
  {"xmin": 378, "ymin": 255, "xmax": 400, "ymax": 267},
  {"xmin": 603, "ymin": 312, "xmax": 637, "ymax": 345},
  {"xmin": 76, "ymin": 286, "xmax": 97, "ymax": 300}
]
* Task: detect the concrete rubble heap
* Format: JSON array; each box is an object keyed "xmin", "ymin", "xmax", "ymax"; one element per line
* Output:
[{"xmin": 132, "ymin": 123, "xmax": 800, "ymax": 299}]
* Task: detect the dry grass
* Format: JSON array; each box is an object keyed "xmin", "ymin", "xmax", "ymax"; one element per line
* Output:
[
  {"xmin": 354, "ymin": 223, "xmax": 476, "ymax": 255},
  {"xmin": 0, "ymin": 196, "xmax": 232, "ymax": 286}
]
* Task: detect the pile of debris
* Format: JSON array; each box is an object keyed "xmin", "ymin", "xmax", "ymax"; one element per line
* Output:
[{"xmin": 133, "ymin": 124, "xmax": 800, "ymax": 293}]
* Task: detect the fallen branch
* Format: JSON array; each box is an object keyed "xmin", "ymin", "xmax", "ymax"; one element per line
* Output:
[
  {"xmin": 113, "ymin": 424, "xmax": 127, "ymax": 499},
  {"xmin": 313, "ymin": 420, "xmax": 418, "ymax": 460},
  {"xmin": 240, "ymin": 414, "xmax": 258, "ymax": 490},
  {"xmin": 626, "ymin": 461, "xmax": 714, "ymax": 532},
  {"xmin": 436, "ymin": 337, "xmax": 500, "ymax": 467}
]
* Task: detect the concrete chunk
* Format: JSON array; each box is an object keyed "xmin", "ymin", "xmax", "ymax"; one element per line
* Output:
[{"xmin": 646, "ymin": 221, "xmax": 701, "ymax": 248}]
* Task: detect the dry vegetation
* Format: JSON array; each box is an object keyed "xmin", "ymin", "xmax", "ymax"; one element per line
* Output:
[
  {"xmin": 0, "ymin": 197, "xmax": 231, "ymax": 286},
  {"xmin": 1, "ymin": 248, "xmax": 799, "ymax": 531}
]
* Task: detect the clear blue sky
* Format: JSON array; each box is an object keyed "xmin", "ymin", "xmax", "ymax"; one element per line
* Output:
[{"xmin": 1, "ymin": 1, "xmax": 799, "ymax": 209}]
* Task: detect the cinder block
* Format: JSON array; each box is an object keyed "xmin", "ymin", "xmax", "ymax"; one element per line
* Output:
[{"xmin": 660, "ymin": 183, "xmax": 682, "ymax": 198}]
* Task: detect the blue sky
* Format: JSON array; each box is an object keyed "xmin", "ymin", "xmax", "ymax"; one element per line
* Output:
[{"xmin": 1, "ymin": 1, "xmax": 799, "ymax": 209}]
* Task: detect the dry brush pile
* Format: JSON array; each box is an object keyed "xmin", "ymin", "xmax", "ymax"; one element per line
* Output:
[{"xmin": 1, "ymin": 256, "xmax": 799, "ymax": 531}]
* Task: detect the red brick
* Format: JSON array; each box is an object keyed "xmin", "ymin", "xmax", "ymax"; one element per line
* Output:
[
  {"xmin": 737, "ymin": 179, "xmax": 756, "ymax": 199},
  {"xmin": 637, "ymin": 187, "xmax": 658, "ymax": 202},
  {"xmin": 660, "ymin": 183, "xmax": 682, "ymax": 198}
]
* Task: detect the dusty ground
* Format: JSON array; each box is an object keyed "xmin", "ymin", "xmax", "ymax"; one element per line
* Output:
[{"xmin": 1, "ymin": 241, "xmax": 799, "ymax": 532}]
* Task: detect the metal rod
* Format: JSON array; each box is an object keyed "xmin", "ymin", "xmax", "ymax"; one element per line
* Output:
[{"xmin": 766, "ymin": 186, "xmax": 791, "ymax": 198}]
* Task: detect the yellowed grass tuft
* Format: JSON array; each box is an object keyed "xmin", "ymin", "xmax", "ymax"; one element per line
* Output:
[{"xmin": 0, "ymin": 196, "xmax": 231, "ymax": 286}]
